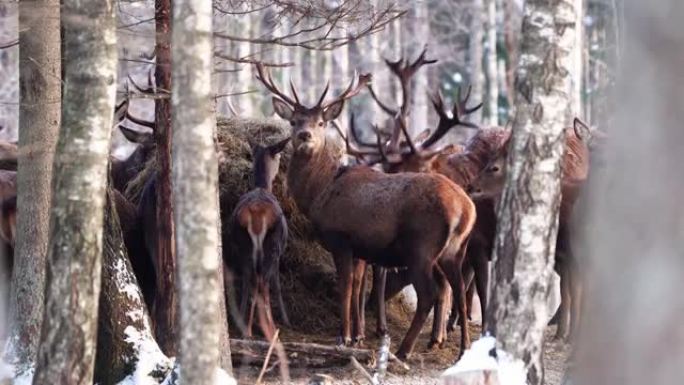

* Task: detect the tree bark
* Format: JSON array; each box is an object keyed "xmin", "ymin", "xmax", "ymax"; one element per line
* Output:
[
  {"xmin": 5, "ymin": 0, "xmax": 60, "ymax": 374},
  {"xmin": 172, "ymin": 0, "xmax": 227, "ymax": 383},
  {"xmin": 484, "ymin": 0, "xmax": 499, "ymax": 126},
  {"xmin": 153, "ymin": 0, "xmax": 178, "ymax": 357},
  {"xmin": 95, "ymin": 190, "xmax": 172, "ymax": 385},
  {"xmin": 32, "ymin": 0, "xmax": 117, "ymax": 382},
  {"xmin": 485, "ymin": 1, "xmax": 579, "ymax": 384},
  {"xmin": 408, "ymin": 2, "xmax": 429, "ymax": 136}
]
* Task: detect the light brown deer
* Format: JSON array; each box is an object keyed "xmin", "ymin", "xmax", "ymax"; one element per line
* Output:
[
  {"xmin": 469, "ymin": 118, "xmax": 591, "ymax": 340},
  {"xmin": 255, "ymin": 63, "xmax": 477, "ymax": 359},
  {"xmin": 227, "ymin": 138, "xmax": 290, "ymax": 341}
]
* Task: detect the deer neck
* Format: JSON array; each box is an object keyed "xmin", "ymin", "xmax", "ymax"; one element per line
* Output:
[
  {"xmin": 287, "ymin": 141, "xmax": 341, "ymax": 216},
  {"xmin": 446, "ymin": 152, "xmax": 485, "ymax": 187},
  {"xmin": 253, "ymin": 157, "xmax": 273, "ymax": 192}
]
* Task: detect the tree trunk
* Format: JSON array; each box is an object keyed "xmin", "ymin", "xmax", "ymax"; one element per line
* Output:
[
  {"xmin": 469, "ymin": 0, "xmax": 485, "ymax": 124},
  {"xmin": 171, "ymin": 0, "xmax": 228, "ymax": 382},
  {"xmin": 153, "ymin": 0, "xmax": 178, "ymax": 357},
  {"xmin": 408, "ymin": 2, "xmax": 429, "ymax": 136},
  {"xmin": 485, "ymin": 0, "xmax": 579, "ymax": 384},
  {"xmin": 484, "ymin": 0, "xmax": 499, "ymax": 126},
  {"xmin": 5, "ymin": 0, "xmax": 60, "ymax": 375},
  {"xmin": 95, "ymin": 190, "xmax": 172, "ymax": 385},
  {"xmin": 570, "ymin": 0, "xmax": 584, "ymax": 120},
  {"xmin": 32, "ymin": 0, "xmax": 117, "ymax": 382},
  {"xmin": 575, "ymin": 3, "xmax": 684, "ymax": 385}
]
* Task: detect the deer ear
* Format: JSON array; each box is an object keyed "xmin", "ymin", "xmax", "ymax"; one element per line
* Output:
[
  {"xmin": 323, "ymin": 100, "xmax": 345, "ymax": 121},
  {"xmin": 119, "ymin": 125, "xmax": 153, "ymax": 144},
  {"xmin": 573, "ymin": 118, "xmax": 591, "ymax": 141},
  {"xmin": 272, "ymin": 97, "xmax": 294, "ymax": 120},
  {"xmin": 269, "ymin": 137, "xmax": 290, "ymax": 155}
]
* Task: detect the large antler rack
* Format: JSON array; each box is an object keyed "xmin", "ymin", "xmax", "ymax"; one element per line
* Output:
[
  {"xmin": 122, "ymin": 68, "xmax": 157, "ymax": 130},
  {"xmin": 419, "ymin": 86, "xmax": 482, "ymax": 149},
  {"xmin": 255, "ymin": 62, "xmax": 372, "ymax": 111}
]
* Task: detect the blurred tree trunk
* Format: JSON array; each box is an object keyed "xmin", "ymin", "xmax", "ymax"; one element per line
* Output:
[
  {"xmin": 153, "ymin": 0, "xmax": 178, "ymax": 357},
  {"xmin": 235, "ymin": 11, "xmax": 253, "ymax": 116},
  {"xmin": 485, "ymin": 0, "xmax": 579, "ymax": 384},
  {"xmin": 408, "ymin": 2, "xmax": 429, "ymax": 135},
  {"xmin": 5, "ymin": 0, "xmax": 60, "ymax": 375},
  {"xmin": 94, "ymin": 190, "xmax": 171, "ymax": 385},
  {"xmin": 575, "ymin": 3, "xmax": 684, "ymax": 385},
  {"xmin": 469, "ymin": 0, "xmax": 485, "ymax": 124},
  {"xmin": 570, "ymin": 0, "xmax": 584, "ymax": 120},
  {"xmin": 172, "ymin": 0, "xmax": 229, "ymax": 382},
  {"xmin": 32, "ymin": 0, "xmax": 117, "ymax": 382},
  {"xmin": 502, "ymin": 0, "xmax": 519, "ymax": 108},
  {"xmin": 484, "ymin": 0, "xmax": 499, "ymax": 126}
]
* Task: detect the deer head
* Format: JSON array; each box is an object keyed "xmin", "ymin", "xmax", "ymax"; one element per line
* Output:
[
  {"xmin": 255, "ymin": 63, "xmax": 370, "ymax": 158},
  {"xmin": 250, "ymin": 137, "xmax": 290, "ymax": 192}
]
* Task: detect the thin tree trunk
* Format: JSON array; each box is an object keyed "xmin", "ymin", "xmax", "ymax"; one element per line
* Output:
[
  {"xmin": 571, "ymin": 0, "xmax": 584, "ymax": 120},
  {"xmin": 470, "ymin": 0, "xmax": 485, "ymax": 124},
  {"xmin": 5, "ymin": 0, "xmax": 60, "ymax": 375},
  {"xmin": 153, "ymin": 0, "xmax": 178, "ymax": 357},
  {"xmin": 32, "ymin": 0, "xmax": 117, "ymax": 382},
  {"xmin": 484, "ymin": 0, "xmax": 499, "ymax": 126},
  {"xmin": 172, "ymin": 0, "xmax": 227, "ymax": 382},
  {"xmin": 485, "ymin": 0, "xmax": 579, "ymax": 384},
  {"xmin": 408, "ymin": 2, "xmax": 429, "ymax": 135}
]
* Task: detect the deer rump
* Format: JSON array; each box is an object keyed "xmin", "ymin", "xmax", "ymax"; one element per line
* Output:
[
  {"xmin": 228, "ymin": 189, "xmax": 287, "ymax": 280},
  {"xmin": 309, "ymin": 166, "xmax": 473, "ymax": 268}
]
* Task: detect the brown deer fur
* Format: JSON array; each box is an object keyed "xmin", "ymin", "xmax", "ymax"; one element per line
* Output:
[{"xmin": 228, "ymin": 138, "xmax": 290, "ymax": 341}]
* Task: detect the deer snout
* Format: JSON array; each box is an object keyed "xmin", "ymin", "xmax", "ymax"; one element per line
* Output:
[{"xmin": 297, "ymin": 130, "xmax": 313, "ymax": 142}]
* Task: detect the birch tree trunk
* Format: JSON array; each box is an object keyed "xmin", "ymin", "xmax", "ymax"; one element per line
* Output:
[
  {"xmin": 570, "ymin": 0, "xmax": 584, "ymax": 119},
  {"xmin": 484, "ymin": 0, "xmax": 499, "ymax": 126},
  {"xmin": 153, "ymin": 0, "xmax": 178, "ymax": 356},
  {"xmin": 469, "ymin": 0, "xmax": 485, "ymax": 124},
  {"xmin": 172, "ymin": 0, "xmax": 227, "ymax": 382},
  {"xmin": 235, "ymin": 10, "xmax": 253, "ymax": 116},
  {"xmin": 5, "ymin": 0, "xmax": 60, "ymax": 375},
  {"xmin": 32, "ymin": 0, "xmax": 117, "ymax": 382},
  {"xmin": 485, "ymin": 1, "xmax": 579, "ymax": 384},
  {"xmin": 575, "ymin": 3, "xmax": 684, "ymax": 384}
]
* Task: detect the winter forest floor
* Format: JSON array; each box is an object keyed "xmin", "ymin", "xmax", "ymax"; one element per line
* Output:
[{"xmin": 231, "ymin": 321, "xmax": 571, "ymax": 385}]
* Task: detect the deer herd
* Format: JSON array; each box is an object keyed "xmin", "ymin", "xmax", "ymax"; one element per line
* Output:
[{"xmin": 0, "ymin": 48, "xmax": 604, "ymax": 363}]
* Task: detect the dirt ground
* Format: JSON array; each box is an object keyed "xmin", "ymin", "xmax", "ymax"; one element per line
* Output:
[{"xmin": 232, "ymin": 319, "xmax": 571, "ymax": 385}]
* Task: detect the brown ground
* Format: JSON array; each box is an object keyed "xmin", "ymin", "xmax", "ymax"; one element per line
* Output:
[{"xmin": 231, "ymin": 315, "xmax": 571, "ymax": 385}]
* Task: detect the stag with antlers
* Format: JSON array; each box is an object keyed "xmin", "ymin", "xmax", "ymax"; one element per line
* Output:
[{"xmin": 255, "ymin": 62, "xmax": 477, "ymax": 359}]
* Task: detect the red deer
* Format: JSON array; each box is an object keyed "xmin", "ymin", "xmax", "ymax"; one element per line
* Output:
[
  {"xmin": 110, "ymin": 97, "xmax": 156, "ymax": 192},
  {"xmin": 0, "ymin": 171, "xmax": 16, "ymax": 277},
  {"xmin": 227, "ymin": 138, "xmax": 290, "ymax": 340},
  {"xmin": 255, "ymin": 62, "xmax": 477, "ymax": 359},
  {"xmin": 469, "ymin": 119, "xmax": 591, "ymax": 340}
]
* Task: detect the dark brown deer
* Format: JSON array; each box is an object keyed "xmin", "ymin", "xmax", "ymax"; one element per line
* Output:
[
  {"xmin": 0, "ymin": 171, "xmax": 16, "ymax": 277},
  {"xmin": 469, "ymin": 120, "xmax": 591, "ymax": 340},
  {"xmin": 255, "ymin": 63, "xmax": 477, "ymax": 359},
  {"xmin": 227, "ymin": 138, "xmax": 290, "ymax": 340}
]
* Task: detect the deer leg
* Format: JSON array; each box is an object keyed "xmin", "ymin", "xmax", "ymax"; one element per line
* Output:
[
  {"xmin": 473, "ymin": 254, "xmax": 489, "ymax": 331},
  {"xmin": 554, "ymin": 259, "xmax": 571, "ymax": 341},
  {"xmin": 448, "ymin": 264, "xmax": 474, "ymax": 332},
  {"xmin": 351, "ymin": 259, "xmax": 367, "ymax": 346},
  {"xmin": 396, "ymin": 262, "xmax": 437, "ymax": 360},
  {"xmin": 333, "ymin": 251, "xmax": 354, "ymax": 347},
  {"xmin": 273, "ymin": 259, "xmax": 290, "ymax": 327},
  {"xmin": 373, "ymin": 266, "xmax": 388, "ymax": 337},
  {"xmin": 246, "ymin": 281, "xmax": 258, "ymax": 339},
  {"xmin": 429, "ymin": 268, "xmax": 450, "ymax": 350},
  {"xmin": 466, "ymin": 281, "xmax": 475, "ymax": 320},
  {"xmin": 239, "ymin": 269, "xmax": 254, "ymax": 338},
  {"xmin": 568, "ymin": 255, "xmax": 582, "ymax": 341},
  {"xmin": 442, "ymin": 246, "xmax": 471, "ymax": 358}
]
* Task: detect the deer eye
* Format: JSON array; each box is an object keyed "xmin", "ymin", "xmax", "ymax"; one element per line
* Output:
[
  {"xmin": 489, "ymin": 165, "xmax": 500, "ymax": 173},
  {"xmin": 317, "ymin": 121, "xmax": 324, "ymax": 127},
  {"xmin": 289, "ymin": 120, "xmax": 296, "ymax": 126}
]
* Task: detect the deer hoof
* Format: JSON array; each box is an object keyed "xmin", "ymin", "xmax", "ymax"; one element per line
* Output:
[
  {"xmin": 353, "ymin": 336, "xmax": 365, "ymax": 348},
  {"xmin": 376, "ymin": 329, "xmax": 388, "ymax": 338},
  {"xmin": 427, "ymin": 338, "xmax": 443, "ymax": 350},
  {"xmin": 336, "ymin": 335, "xmax": 352, "ymax": 347},
  {"xmin": 395, "ymin": 349, "xmax": 410, "ymax": 361}
]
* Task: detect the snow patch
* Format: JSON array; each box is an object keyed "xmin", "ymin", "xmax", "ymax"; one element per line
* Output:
[
  {"xmin": 441, "ymin": 336, "xmax": 527, "ymax": 385},
  {"xmin": 116, "ymin": 326, "xmax": 172, "ymax": 385}
]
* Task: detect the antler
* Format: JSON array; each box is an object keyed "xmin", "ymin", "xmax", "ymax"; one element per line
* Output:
[
  {"xmin": 319, "ymin": 73, "xmax": 372, "ymax": 110},
  {"xmin": 420, "ymin": 87, "xmax": 482, "ymax": 149},
  {"xmin": 254, "ymin": 62, "xmax": 300, "ymax": 107},
  {"xmin": 332, "ymin": 117, "xmax": 388, "ymax": 162}
]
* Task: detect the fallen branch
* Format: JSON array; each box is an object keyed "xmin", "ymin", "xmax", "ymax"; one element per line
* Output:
[{"xmin": 230, "ymin": 339, "xmax": 375, "ymax": 368}]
